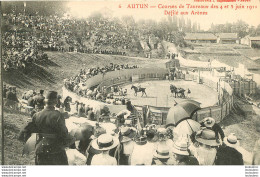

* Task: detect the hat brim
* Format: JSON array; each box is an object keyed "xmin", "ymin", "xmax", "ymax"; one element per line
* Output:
[
  {"xmin": 172, "ymin": 147, "xmax": 189, "ymax": 156},
  {"xmin": 195, "ymin": 136, "xmax": 220, "ymax": 147},
  {"xmin": 121, "ymin": 130, "xmax": 137, "ymax": 143},
  {"xmin": 91, "ymin": 136, "xmax": 119, "ymax": 151},
  {"xmin": 223, "ymin": 137, "xmax": 239, "ymax": 148},
  {"xmin": 203, "ymin": 118, "xmax": 215, "ymax": 128},
  {"xmin": 153, "ymin": 152, "xmax": 170, "ymax": 159}
]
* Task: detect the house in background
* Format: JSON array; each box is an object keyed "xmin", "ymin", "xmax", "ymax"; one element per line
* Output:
[
  {"xmin": 184, "ymin": 33, "xmax": 217, "ymax": 43},
  {"xmin": 241, "ymin": 36, "xmax": 260, "ymax": 48},
  {"xmin": 216, "ymin": 33, "xmax": 239, "ymax": 44}
]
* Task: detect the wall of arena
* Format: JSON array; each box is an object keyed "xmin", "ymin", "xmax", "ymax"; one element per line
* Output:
[
  {"xmin": 62, "ymin": 67, "xmax": 234, "ymax": 125},
  {"xmin": 83, "ymin": 67, "xmax": 168, "ymax": 89}
]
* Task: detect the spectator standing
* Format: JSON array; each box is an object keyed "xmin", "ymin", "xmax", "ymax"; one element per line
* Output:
[
  {"xmin": 34, "ymin": 90, "xmax": 45, "ymax": 111},
  {"xmin": 200, "ymin": 117, "xmax": 225, "ymax": 141},
  {"xmin": 115, "ymin": 127, "xmax": 137, "ymax": 165},
  {"xmin": 170, "ymin": 138, "xmax": 199, "ymax": 165},
  {"xmin": 215, "ymin": 133, "xmax": 244, "ymax": 165},
  {"xmin": 152, "ymin": 144, "xmax": 171, "ymax": 165},
  {"xmin": 193, "ymin": 128, "xmax": 220, "ymax": 165},
  {"xmin": 27, "ymin": 91, "xmax": 74, "ymax": 165},
  {"xmin": 91, "ymin": 134, "xmax": 119, "ymax": 165}
]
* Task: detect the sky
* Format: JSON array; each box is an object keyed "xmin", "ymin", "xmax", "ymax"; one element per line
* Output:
[{"xmin": 66, "ymin": 0, "xmax": 260, "ymax": 30}]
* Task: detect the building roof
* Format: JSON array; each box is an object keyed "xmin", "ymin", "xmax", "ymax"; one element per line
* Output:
[
  {"xmin": 216, "ymin": 33, "xmax": 238, "ymax": 39},
  {"xmin": 249, "ymin": 36, "xmax": 260, "ymax": 41},
  {"xmin": 184, "ymin": 33, "xmax": 217, "ymax": 40}
]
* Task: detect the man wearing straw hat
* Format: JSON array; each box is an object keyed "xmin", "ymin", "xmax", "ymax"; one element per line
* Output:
[
  {"xmin": 192, "ymin": 128, "xmax": 220, "ymax": 165},
  {"xmin": 200, "ymin": 117, "xmax": 225, "ymax": 141},
  {"xmin": 152, "ymin": 144, "xmax": 171, "ymax": 165},
  {"xmin": 115, "ymin": 127, "xmax": 137, "ymax": 165},
  {"xmin": 215, "ymin": 133, "xmax": 244, "ymax": 165},
  {"xmin": 91, "ymin": 134, "xmax": 119, "ymax": 165},
  {"xmin": 31, "ymin": 91, "xmax": 74, "ymax": 165},
  {"xmin": 171, "ymin": 138, "xmax": 199, "ymax": 165}
]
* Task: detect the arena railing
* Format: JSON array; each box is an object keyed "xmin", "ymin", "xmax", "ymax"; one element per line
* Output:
[{"xmin": 63, "ymin": 67, "xmax": 234, "ymax": 125}]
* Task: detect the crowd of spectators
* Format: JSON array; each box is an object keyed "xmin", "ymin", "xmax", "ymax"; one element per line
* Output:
[
  {"xmin": 2, "ymin": 12, "xmax": 143, "ymax": 71},
  {"xmin": 64, "ymin": 62, "xmax": 138, "ymax": 96}
]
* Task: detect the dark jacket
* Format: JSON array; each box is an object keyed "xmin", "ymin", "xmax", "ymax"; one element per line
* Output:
[
  {"xmin": 201, "ymin": 123, "xmax": 225, "ymax": 140},
  {"xmin": 27, "ymin": 97, "xmax": 35, "ymax": 108},
  {"xmin": 31, "ymin": 106, "xmax": 69, "ymax": 165},
  {"xmin": 3, "ymin": 88, "xmax": 8, "ymax": 98},
  {"xmin": 6, "ymin": 91, "xmax": 18, "ymax": 102},
  {"xmin": 179, "ymin": 156, "xmax": 199, "ymax": 165},
  {"xmin": 215, "ymin": 145, "xmax": 244, "ymax": 165},
  {"xmin": 34, "ymin": 94, "xmax": 45, "ymax": 110}
]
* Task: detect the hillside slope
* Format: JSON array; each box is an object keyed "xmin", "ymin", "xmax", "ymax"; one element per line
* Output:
[{"xmin": 3, "ymin": 52, "xmax": 167, "ymax": 96}]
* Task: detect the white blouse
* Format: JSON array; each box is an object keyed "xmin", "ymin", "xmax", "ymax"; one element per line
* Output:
[{"xmin": 91, "ymin": 153, "xmax": 117, "ymax": 165}]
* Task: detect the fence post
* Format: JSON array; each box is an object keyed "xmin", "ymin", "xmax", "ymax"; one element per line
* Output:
[{"xmin": 142, "ymin": 106, "xmax": 147, "ymax": 127}]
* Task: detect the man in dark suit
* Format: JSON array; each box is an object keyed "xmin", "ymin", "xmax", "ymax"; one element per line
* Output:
[
  {"xmin": 5, "ymin": 87, "xmax": 19, "ymax": 109},
  {"xmin": 30, "ymin": 91, "xmax": 72, "ymax": 165},
  {"xmin": 215, "ymin": 133, "xmax": 244, "ymax": 165},
  {"xmin": 34, "ymin": 90, "xmax": 45, "ymax": 111},
  {"xmin": 27, "ymin": 95, "xmax": 35, "ymax": 108},
  {"xmin": 200, "ymin": 117, "xmax": 225, "ymax": 141}
]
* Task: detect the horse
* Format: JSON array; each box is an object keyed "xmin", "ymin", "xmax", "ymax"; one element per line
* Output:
[
  {"xmin": 170, "ymin": 84, "xmax": 185, "ymax": 98},
  {"xmin": 170, "ymin": 84, "xmax": 178, "ymax": 97},
  {"xmin": 176, "ymin": 88, "xmax": 186, "ymax": 98},
  {"xmin": 131, "ymin": 85, "xmax": 147, "ymax": 97}
]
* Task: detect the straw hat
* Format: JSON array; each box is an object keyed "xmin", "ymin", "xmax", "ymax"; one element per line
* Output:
[
  {"xmin": 202, "ymin": 117, "xmax": 215, "ymax": 128},
  {"xmin": 223, "ymin": 133, "xmax": 240, "ymax": 148},
  {"xmin": 154, "ymin": 144, "xmax": 170, "ymax": 159},
  {"xmin": 172, "ymin": 138, "xmax": 190, "ymax": 156},
  {"xmin": 91, "ymin": 134, "xmax": 119, "ymax": 151},
  {"xmin": 195, "ymin": 128, "xmax": 220, "ymax": 147},
  {"xmin": 119, "ymin": 127, "xmax": 137, "ymax": 143}
]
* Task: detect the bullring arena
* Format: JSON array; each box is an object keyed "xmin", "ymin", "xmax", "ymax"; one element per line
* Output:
[
  {"xmin": 121, "ymin": 80, "xmax": 218, "ymax": 108},
  {"xmin": 63, "ymin": 65, "xmax": 234, "ymax": 125}
]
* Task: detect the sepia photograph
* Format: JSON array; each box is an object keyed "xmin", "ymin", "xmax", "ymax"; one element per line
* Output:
[{"xmin": 0, "ymin": 0, "xmax": 260, "ymax": 170}]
